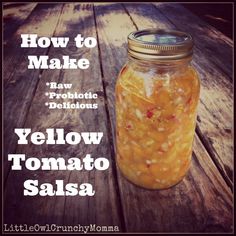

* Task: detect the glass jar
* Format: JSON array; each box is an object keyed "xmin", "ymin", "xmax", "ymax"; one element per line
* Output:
[{"xmin": 115, "ymin": 29, "xmax": 200, "ymax": 189}]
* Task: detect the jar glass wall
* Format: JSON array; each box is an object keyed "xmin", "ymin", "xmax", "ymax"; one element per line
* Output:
[{"xmin": 115, "ymin": 43, "xmax": 200, "ymax": 189}]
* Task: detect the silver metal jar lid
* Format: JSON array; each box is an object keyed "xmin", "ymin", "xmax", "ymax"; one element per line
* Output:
[{"xmin": 128, "ymin": 29, "xmax": 194, "ymax": 61}]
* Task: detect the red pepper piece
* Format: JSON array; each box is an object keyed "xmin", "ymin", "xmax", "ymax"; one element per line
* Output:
[
  {"xmin": 167, "ymin": 114, "xmax": 176, "ymax": 120},
  {"xmin": 146, "ymin": 110, "xmax": 154, "ymax": 118},
  {"xmin": 186, "ymin": 97, "xmax": 192, "ymax": 105},
  {"xmin": 146, "ymin": 107, "xmax": 157, "ymax": 119},
  {"xmin": 126, "ymin": 124, "xmax": 132, "ymax": 130}
]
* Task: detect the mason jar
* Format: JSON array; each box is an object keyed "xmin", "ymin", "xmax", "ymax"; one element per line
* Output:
[{"xmin": 115, "ymin": 29, "xmax": 200, "ymax": 189}]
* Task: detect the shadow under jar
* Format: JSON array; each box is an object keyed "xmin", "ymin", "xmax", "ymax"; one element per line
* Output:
[{"xmin": 115, "ymin": 29, "xmax": 200, "ymax": 189}]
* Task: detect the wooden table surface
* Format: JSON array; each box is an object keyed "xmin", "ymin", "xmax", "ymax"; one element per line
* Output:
[{"xmin": 3, "ymin": 3, "xmax": 233, "ymax": 233}]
